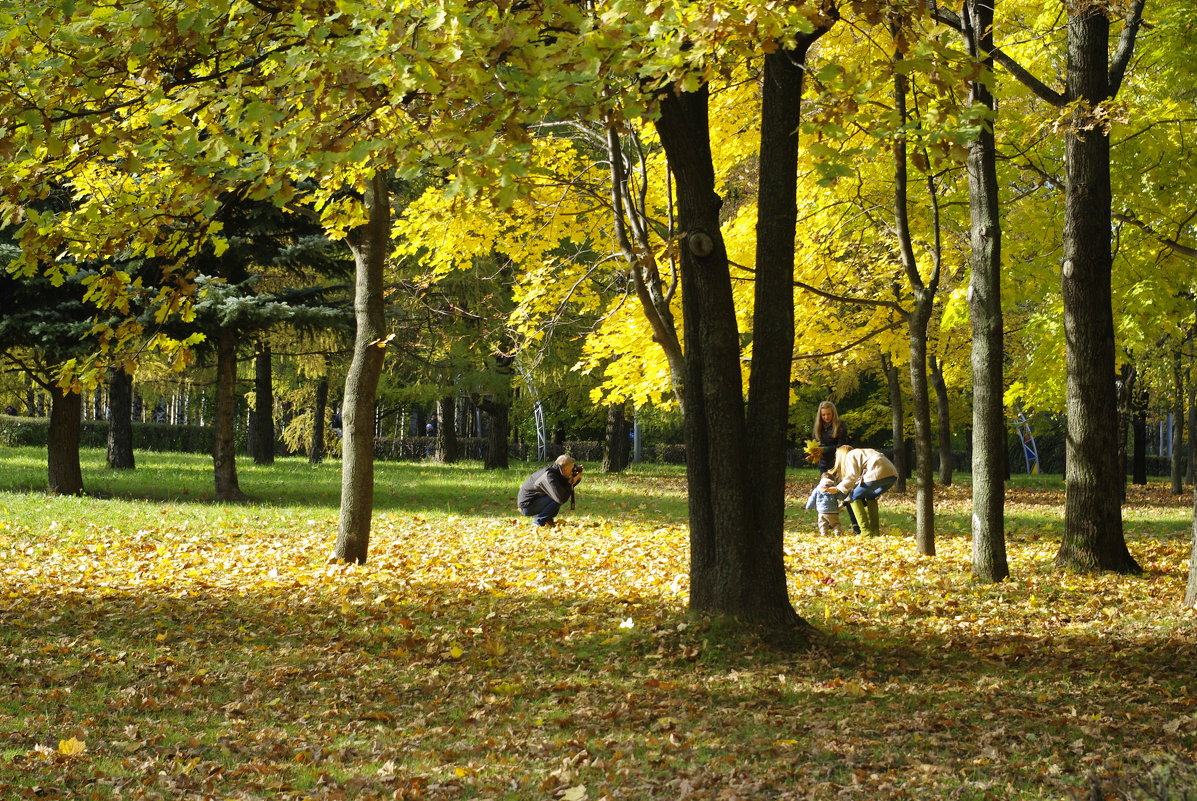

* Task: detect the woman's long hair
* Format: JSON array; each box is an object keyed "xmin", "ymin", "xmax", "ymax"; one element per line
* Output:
[
  {"xmin": 829, "ymin": 445, "xmax": 854, "ymax": 481},
  {"xmin": 813, "ymin": 401, "xmax": 844, "ymax": 440}
]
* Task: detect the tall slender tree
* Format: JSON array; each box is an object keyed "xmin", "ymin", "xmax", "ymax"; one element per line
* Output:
[{"xmin": 963, "ymin": 0, "xmax": 1008, "ymax": 582}]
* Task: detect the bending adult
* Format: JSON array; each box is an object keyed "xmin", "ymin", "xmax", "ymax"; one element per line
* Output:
[
  {"xmin": 517, "ymin": 454, "xmax": 582, "ymax": 528},
  {"xmin": 830, "ymin": 445, "xmax": 898, "ymax": 537}
]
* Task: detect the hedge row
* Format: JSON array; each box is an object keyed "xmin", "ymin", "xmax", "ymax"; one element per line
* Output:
[
  {"xmin": 0, "ymin": 417, "xmax": 690, "ymax": 464},
  {"xmin": 0, "ymin": 416, "xmax": 213, "ymax": 453}
]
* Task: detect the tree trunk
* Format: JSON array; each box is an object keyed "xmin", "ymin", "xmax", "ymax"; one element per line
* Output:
[
  {"xmin": 1187, "ymin": 368, "xmax": 1196, "ymax": 486},
  {"xmin": 47, "ymin": 384, "xmax": 83, "ymax": 495},
  {"xmin": 892, "ymin": 54, "xmax": 938, "ymax": 557},
  {"xmin": 1117, "ymin": 363, "xmax": 1135, "ymax": 499},
  {"xmin": 653, "ymin": 23, "xmax": 830, "ymax": 633},
  {"xmin": 106, "ymin": 368, "xmax": 136, "ymax": 470},
  {"xmin": 929, "ymin": 355, "xmax": 953, "ymax": 486},
  {"xmin": 1054, "ymin": 7, "xmax": 1139, "ymax": 574},
  {"xmin": 1187, "ymin": 486, "xmax": 1197, "ymax": 606},
  {"xmin": 250, "ymin": 342, "xmax": 275, "ymax": 465},
  {"xmin": 213, "ymin": 327, "xmax": 244, "ymax": 501},
  {"xmin": 1172, "ymin": 350, "xmax": 1184, "ymax": 494},
  {"xmin": 963, "ymin": 0, "xmax": 1008, "ymax": 582},
  {"xmin": 882, "ymin": 354, "xmax": 908, "ymax": 493},
  {"xmin": 480, "ymin": 399, "xmax": 509, "ymax": 470},
  {"xmin": 1131, "ymin": 376, "xmax": 1147, "ymax": 485},
  {"xmin": 332, "ymin": 171, "xmax": 390, "ymax": 564},
  {"xmin": 908, "ymin": 308, "xmax": 935, "ymax": 556},
  {"xmin": 601, "ymin": 402, "xmax": 631, "ymax": 473},
  {"xmin": 309, "ymin": 374, "xmax": 328, "ymax": 465},
  {"xmin": 435, "ymin": 395, "xmax": 459, "ymax": 463}
]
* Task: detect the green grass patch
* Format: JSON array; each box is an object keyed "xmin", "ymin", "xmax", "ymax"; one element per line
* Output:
[{"xmin": 1, "ymin": 446, "xmax": 1195, "ymax": 799}]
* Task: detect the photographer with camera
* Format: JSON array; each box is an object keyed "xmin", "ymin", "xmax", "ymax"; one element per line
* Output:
[{"xmin": 517, "ymin": 454, "xmax": 582, "ymax": 528}]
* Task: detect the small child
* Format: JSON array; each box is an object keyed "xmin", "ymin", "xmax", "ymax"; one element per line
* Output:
[{"xmin": 804, "ymin": 473, "xmax": 842, "ymax": 536}]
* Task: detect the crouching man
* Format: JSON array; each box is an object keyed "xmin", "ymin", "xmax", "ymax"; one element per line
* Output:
[{"xmin": 517, "ymin": 454, "xmax": 582, "ymax": 528}]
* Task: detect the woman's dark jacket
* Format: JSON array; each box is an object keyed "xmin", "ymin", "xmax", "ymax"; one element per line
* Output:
[{"xmin": 815, "ymin": 422, "xmax": 849, "ymax": 472}]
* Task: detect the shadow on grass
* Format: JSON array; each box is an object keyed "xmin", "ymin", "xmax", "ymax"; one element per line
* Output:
[{"xmin": 5, "ymin": 576, "xmax": 1196, "ymax": 800}]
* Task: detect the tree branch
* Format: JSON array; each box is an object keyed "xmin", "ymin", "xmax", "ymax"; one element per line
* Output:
[
  {"xmin": 793, "ymin": 319, "xmax": 904, "ymax": 361},
  {"xmin": 928, "ymin": 3, "xmax": 1066, "ymax": 106},
  {"xmin": 1109, "ymin": 0, "xmax": 1147, "ymax": 97},
  {"xmin": 1112, "ymin": 211, "xmax": 1197, "ymax": 261}
]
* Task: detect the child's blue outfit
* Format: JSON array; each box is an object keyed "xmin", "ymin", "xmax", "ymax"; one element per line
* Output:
[{"xmin": 805, "ymin": 484, "xmax": 842, "ymax": 535}]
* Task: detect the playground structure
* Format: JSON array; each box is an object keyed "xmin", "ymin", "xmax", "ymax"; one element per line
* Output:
[{"xmin": 1013, "ymin": 406, "xmax": 1040, "ymax": 475}]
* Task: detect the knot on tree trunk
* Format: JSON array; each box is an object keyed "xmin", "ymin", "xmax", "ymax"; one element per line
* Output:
[{"xmin": 687, "ymin": 232, "xmax": 715, "ymax": 257}]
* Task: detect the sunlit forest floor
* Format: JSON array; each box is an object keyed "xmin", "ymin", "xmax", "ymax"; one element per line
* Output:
[{"xmin": 1, "ymin": 447, "xmax": 1195, "ymax": 800}]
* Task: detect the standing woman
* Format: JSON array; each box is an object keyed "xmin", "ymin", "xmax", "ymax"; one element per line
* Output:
[
  {"xmin": 812, "ymin": 401, "xmax": 849, "ymax": 472},
  {"xmin": 812, "ymin": 401, "xmax": 857, "ymax": 532}
]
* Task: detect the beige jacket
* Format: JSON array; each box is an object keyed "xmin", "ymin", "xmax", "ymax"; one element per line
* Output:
[{"xmin": 834, "ymin": 448, "xmax": 898, "ymax": 495}]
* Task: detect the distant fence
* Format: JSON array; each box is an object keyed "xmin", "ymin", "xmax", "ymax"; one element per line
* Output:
[{"xmin": 4, "ymin": 416, "xmax": 1186, "ymax": 475}]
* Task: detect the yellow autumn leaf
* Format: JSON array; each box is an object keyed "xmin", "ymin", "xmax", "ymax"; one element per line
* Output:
[
  {"xmin": 562, "ymin": 785, "xmax": 588, "ymax": 801},
  {"xmin": 58, "ymin": 737, "xmax": 86, "ymax": 756},
  {"xmin": 449, "ymin": 643, "xmax": 464, "ymax": 659}
]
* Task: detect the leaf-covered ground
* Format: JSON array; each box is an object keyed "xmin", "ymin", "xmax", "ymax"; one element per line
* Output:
[{"xmin": 2, "ymin": 460, "xmax": 1196, "ymax": 800}]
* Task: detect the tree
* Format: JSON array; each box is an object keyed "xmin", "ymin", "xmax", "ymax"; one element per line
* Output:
[
  {"xmin": 928, "ymin": 355, "xmax": 953, "ymax": 485},
  {"xmin": 601, "ymin": 402, "xmax": 631, "ymax": 473},
  {"xmin": 889, "ymin": 23, "xmax": 944, "ymax": 556},
  {"xmin": 331, "ymin": 171, "xmax": 390, "ymax": 565},
  {"xmin": 106, "ymin": 367, "xmax": 136, "ymax": 470},
  {"xmin": 0, "ymin": 268, "xmax": 93, "ymax": 495},
  {"xmin": 1188, "ymin": 487, "xmax": 1197, "ymax": 607},
  {"xmin": 248, "ymin": 341, "xmax": 275, "ymax": 465},
  {"xmin": 934, "ymin": 0, "xmax": 1146, "ymax": 573},
  {"xmin": 961, "ymin": 0, "xmax": 1008, "ymax": 582},
  {"xmin": 652, "ymin": 7, "xmax": 835, "ymax": 629}
]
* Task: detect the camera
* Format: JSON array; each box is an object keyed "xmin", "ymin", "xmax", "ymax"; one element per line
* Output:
[{"xmin": 574, "ymin": 463, "xmax": 584, "ymax": 474}]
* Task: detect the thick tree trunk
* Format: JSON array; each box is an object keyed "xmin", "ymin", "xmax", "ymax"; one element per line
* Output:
[
  {"xmin": 601, "ymin": 402, "xmax": 630, "ymax": 473},
  {"xmin": 657, "ymin": 85, "xmax": 771, "ymax": 625},
  {"xmin": 213, "ymin": 327, "xmax": 244, "ymax": 501},
  {"xmin": 929, "ymin": 356, "xmax": 953, "ymax": 486},
  {"xmin": 333, "ymin": 171, "xmax": 390, "ymax": 564},
  {"xmin": 250, "ymin": 342, "xmax": 274, "ymax": 465},
  {"xmin": 106, "ymin": 368, "xmax": 136, "ymax": 470},
  {"xmin": 47, "ymin": 384, "xmax": 83, "ymax": 495},
  {"xmin": 653, "ymin": 24, "xmax": 829, "ymax": 633},
  {"xmin": 882, "ymin": 354, "xmax": 908, "ymax": 493},
  {"xmin": 1055, "ymin": 8, "xmax": 1139, "ymax": 574},
  {"xmin": 481, "ymin": 400, "xmax": 509, "ymax": 470},
  {"xmin": 963, "ymin": 0, "xmax": 1008, "ymax": 582},
  {"xmin": 309, "ymin": 374, "xmax": 328, "ymax": 465},
  {"xmin": 435, "ymin": 395, "xmax": 459, "ymax": 463}
]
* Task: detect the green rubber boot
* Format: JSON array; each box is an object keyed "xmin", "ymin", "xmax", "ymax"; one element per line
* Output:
[
  {"xmin": 865, "ymin": 498, "xmax": 881, "ymax": 536},
  {"xmin": 848, "ymin": 500, "xmax": 868, "ymax": 535}
]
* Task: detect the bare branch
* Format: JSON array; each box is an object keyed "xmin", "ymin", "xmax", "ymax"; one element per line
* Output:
[
  {"xmin": 1109, "ymin": 0, "xmax": 1147, "ymax": 98},
  {"xmin": 1112, "ymin": 211, "xmax": 1197, "ymax": 261}
]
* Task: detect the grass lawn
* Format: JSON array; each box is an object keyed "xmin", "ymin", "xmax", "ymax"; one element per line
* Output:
[{"xmin": 1, "ymin": 446, "xmax": 1195, "ymax": 800}]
